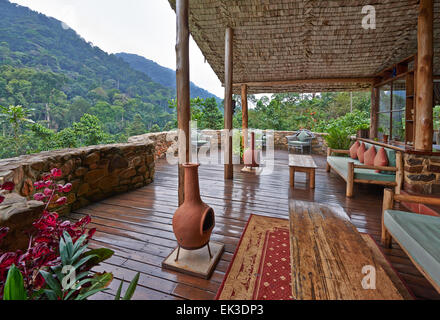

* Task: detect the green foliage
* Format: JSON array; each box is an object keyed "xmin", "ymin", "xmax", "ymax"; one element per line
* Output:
[
  {"xmin": 0, "ymin": 1, "xmax": 177, "ymax": 152},
  {"xmin": 126, "ymin": 114, "xmax": 147, "ymax": 136},
  {"xmin": 150, "ymin": 124, "xmax": 160, "ymax": 133},
  {"xmin": 3, "ymin": 265, "xmax": 27, "ymax": 300},
  {"xmin": 114, "ymin": 272, "xmax": 140, "ymax": 300},
  {"xmin": 116, "ymin": 53, "xmax": 221, "ymax": 105},
  {"xmin": 168, "ymin": 97, "xmax": 224, "ymax": 130},
  {"xmin": 434, "ymin": 105, "xmax": 440, "ymax": 131},
  {"xmin": 248, "ymin": 93, "xmax": 371, "ymax": 132},
  {"xmin": 317, "ymin": 110, "xmax": 370, "ymax": 150},
  {"xmin": 40, "ymin": 231, "xmax": 112, "ymax": 300}
]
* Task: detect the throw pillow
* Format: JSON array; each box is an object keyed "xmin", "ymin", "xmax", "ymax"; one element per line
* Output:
[
  {"xmin": 357, "ymin": 143, "xmax": 366, "ymax": 163},
  {"xmin": 364, "ymin": 146, "xmax": 376, "ymax": 166},
  {"xmin": 297, "ymin": 130, "xmax": 310, "ymax": 142},
  {"xmin": 374, "ymin": 147, "xmax": 389, "ymax": 173},
  {"xmin": 349, "ymin": 141, "xmax": 360, "ymax": 159}
]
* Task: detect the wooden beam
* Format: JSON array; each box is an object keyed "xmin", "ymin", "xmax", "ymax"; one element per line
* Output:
[
  {"xmin": 370, "ymin": 86, "xmax": 379, "ymax": 139},
  {"xmin": 241, "ymin": 84, "xmax": 248, "ymax": 149},
  {"xmin": 232, "ymin": 77, "xmax": 375, "ymax": 88},
  {"xmin": 415, "ymin": 0, "xmax": 434, "ymax": 151},
  {"xmin": 176, "ymin": 0, "xmax": 191, "ymax": 205},
  {"xmin": 224, "ymin": 27, "xmax": 234, "ymax": 180}
]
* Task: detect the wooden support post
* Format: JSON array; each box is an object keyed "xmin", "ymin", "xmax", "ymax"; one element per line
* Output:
[
  {"xmin": 224, "ymin": 27, "xmax": 233, "ymax": 180},
  {"xmin": 395, "ymin": 152, "xmax": 403, "ymax": 195},
  {"xmin": 176, "ymin": 0, "xmax": 191, "ymax": 205},
  {"xmin": 382, "ymin": 189, "xmax": 394, "ymax": 248},
  {"xmin": 326, "ymin": 148, "xmax": 332, "ymax": 172},
  {"xmin": 241, "ymin": 84, "xmax": 249, "ymax": 150},
  {"xmin": 415, "ymin": 0, "xmax": 434, "ymax": 151},
  {"xmin": 346, "ymin": 161, "xmax": 354, "ymax": 197},
  {"xmin": 370, "ymin": 86, "xmax": 379, "ymax": 139}
]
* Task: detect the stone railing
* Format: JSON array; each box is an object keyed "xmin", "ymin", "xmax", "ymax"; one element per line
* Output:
[
  {"xmin": 129, "ymin": 130, "xmax": 329, "ymax": 156},
  {"xmin": 0, "ymin": 142, "xmax": 156, "ymax": 216}
]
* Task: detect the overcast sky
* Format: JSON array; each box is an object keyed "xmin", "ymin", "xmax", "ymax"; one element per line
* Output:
[{"xmin": 9, "ymin": 0, "xmax": 224, "ymax": 97}]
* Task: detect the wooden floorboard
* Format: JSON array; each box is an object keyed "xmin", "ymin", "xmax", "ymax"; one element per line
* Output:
[{"xmin": 69, "ymin": 150, "xmax": 440, "ymax": 300}]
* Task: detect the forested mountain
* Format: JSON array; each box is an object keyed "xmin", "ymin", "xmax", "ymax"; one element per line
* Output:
[
  {"xmin": 116, "ymin": 53, "xmax": 222, "ymax": 105},
  {"xmin": 0, "ymin": 0, "xmax": 176, "ymax": 133}
]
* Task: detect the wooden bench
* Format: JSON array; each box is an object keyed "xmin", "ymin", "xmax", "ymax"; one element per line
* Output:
[
  {"xmin": 289, "ymin": 154, "xmax": 317, "ymax": 189},
  {"xmin": 326, "ymin": 142, "xmax": 403, "ymax": 197},
  {"xmin": 289, "ymin": 200, "xmax": 407, "ymax": 299},
  {"xmin": 382, "ymin": 189, "xmax": 440, "ymax": 294}
]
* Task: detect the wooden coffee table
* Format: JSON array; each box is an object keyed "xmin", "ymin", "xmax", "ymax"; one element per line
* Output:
[
  {"xmin": 289, "ymin": 200, "xmax": 408, "ymax": 300},
  {"xmin": 289, "ymin": 154, "xmax": 317, "ymax": 189}
]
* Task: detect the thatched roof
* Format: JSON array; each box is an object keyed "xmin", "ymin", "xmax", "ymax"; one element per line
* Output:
[{"xmin": 168, "ymin": 0, "xmax": 440, "ymax": 94}]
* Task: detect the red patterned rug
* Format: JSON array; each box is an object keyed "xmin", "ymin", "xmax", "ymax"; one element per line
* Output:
[
  {"xmin": 216, "ymin": 215, "xmax": 292, "ymax": 300},
  {"xmin": 215, "ymin": 214, "xmax": 413, "ymax": 300}
]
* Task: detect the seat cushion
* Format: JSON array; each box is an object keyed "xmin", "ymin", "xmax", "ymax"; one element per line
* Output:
[
  {"xmin": 384, "ymin": 210, "xmax": 440, "ymax": 289},
  {"xmin": 327, "ymin": 156, "xmax": 396, "ymax": 182},
  {"xmin": 288, "ymin": 141, "xmax": 310, "ymax": 146}
]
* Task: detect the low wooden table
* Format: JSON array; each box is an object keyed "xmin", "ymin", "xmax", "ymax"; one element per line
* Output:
[
  {"xmin": 289, "ymin": 200, "xmax": 407, "ymax": 300},
  {"xmin": 289, "ymin": 154, "xmax": 317, "ymax": 189}
]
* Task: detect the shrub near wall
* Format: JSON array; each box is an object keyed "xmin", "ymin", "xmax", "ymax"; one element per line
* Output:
[{"xmin": 0, "ymin": 142, "xmax": 156, "ymax": 215}]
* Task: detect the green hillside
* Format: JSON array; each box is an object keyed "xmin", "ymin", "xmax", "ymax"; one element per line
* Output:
[
  {"xmin": 116, "ymin": 52, "xmax": 222, "ymax": 106},
  {"xmin": 0, "ymin": 0, "xmax": 175, "ymax": 133}
]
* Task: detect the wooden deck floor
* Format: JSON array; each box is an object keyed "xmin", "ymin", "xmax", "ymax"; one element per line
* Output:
[{"xmin": 69, "ymin": 150, "xmax": 440, "ymax": 300}]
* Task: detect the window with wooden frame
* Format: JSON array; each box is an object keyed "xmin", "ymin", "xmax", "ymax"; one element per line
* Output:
[{"xmin": 377, "ymin": 78, "xmax": 408, "ymax": 143}]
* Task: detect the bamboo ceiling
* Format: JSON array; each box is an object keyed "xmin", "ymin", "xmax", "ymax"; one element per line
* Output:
[{"xmin": 168, "ymin": 0, "xmax": 440, "ymax": 94}]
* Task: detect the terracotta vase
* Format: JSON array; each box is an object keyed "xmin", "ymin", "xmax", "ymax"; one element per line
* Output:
[
  {"xmin": 243, "ymin": 132, "xmax": 260, "ymax": 167},
  {"xmin": 172, "ymin": 163, "xmax": 215, "ymax": 250}
]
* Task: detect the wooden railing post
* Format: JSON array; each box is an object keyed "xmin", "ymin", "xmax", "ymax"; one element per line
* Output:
[
  {"xmin": 224, "ymin": 27, "xmax": 234, "ymax": 180},
  {"xmin": 382, "ymin": 189, "xmax": 395, "ymax": 248},
  {"xmin": 346, "ymin": 161, "xmax": 354, "ymax": 197},
  {"xmin": 370, "ymin": 86, "xmax": 379, "ymax": 139},
  {"xmin": 395, "ymin": 152, "xmax": 403, "ymax": 195},
  {"xmin": 415, "ymin": 0, "xmax": 434, "ymax": 151},
  {"xmin": 326, "ymin": 148, "xmax": 332, "ymax": 172},
  {"xmin": 176, "ymin": 0, "xmax": 191, "ymax": 205},
  {"xmin": 241, "ymin": 84, "xmax": 248, "ymax": 150}
]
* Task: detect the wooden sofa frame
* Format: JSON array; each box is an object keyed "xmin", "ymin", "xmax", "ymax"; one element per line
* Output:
[
  {"xmin": 381, "ymin": 189, "xmax": 440, "ymax": 294},
  {"xmin": 326, "ymin": 147, "xmax": 403, "ymax": 197}
]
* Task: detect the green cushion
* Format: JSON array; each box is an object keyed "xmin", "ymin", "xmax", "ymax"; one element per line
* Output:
[
  {"xmin": 327, "ymin": 156, "xmax": 396, "ymax": 182},
  {"xmin": 384, "ymin": 210, "xmax": 440, "ymax": 289},
  {"xmin": 288, "ymin": 141, "xmax": 310, "ymax": 146},
  {"xmin": 297, "ymin": 131, "xmax": 310, "ymax": 142}
]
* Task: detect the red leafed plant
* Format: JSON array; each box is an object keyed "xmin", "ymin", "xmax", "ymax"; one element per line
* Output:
[{"xmin": 0, "ymin": 168, "xmax": 97, "ymax": 299}]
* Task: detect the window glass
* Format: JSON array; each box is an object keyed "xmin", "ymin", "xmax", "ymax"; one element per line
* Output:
[
  {"xmin": 379, "ymin": 84, "xmax": 391, "ymax": 112},
  {"xmin": 392, "ymin": 79, "xmax": 406, "ymax": 111}
]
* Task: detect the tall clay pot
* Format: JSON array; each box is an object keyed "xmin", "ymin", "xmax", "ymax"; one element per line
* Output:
[
  {"xmin": 243, "ymin": 132, "xmax": 260, "ymax": 167},
  {"xmin": 172, "ymin": 163, "xmax": 215, "ymax": 250}
]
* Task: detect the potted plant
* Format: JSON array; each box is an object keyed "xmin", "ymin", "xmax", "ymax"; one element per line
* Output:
[
  {"xmin": 356, "ymin": 123, "xmax": 370, "ymax": 139},
  {"xmin": 378, "ymin": 127, "xmax": 389, "ymax": 143}
]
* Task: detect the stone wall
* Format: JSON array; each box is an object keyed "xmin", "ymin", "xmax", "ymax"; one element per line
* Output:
[
  {"xmin": 273, "ymin": 131, "xmax": 328, "ymax": 155},
  {"xmin": 403, "ymin": 154, "xmax": 440, "ymax": 195},
  {"xmin": 129, "ymin": 130, "xmax": 328, "ymax": 156},
  {"xmin": 128, "ymin": 131, "xmax": 178, "ymax": 160},
  {"xmin": 0, "ymin": 142, "xmax": 156, "ymax": 216}
]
